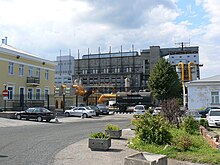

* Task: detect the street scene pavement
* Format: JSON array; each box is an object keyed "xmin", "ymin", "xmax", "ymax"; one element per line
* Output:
[
  {"xmin": 53, "ymin": 129, "xmax": 139, "ymax": 165},
  {"xmin": 0, "ymin": 113, "xmax": 215, "ymax": 165}
]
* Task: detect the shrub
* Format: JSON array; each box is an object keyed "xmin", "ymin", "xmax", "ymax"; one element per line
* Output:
[
  {"xmin": 105, "ymin": 124, "xmax": 121, "ymax": 131},
  {"xmin": 132, "ymin": 112, "xmax": 172, "ymax": 145},
  {"xmin": 89, "ymin": 132, "xmax": 110, "ymax": 139},
  {"xmin": 182, "ymin": 116, "xmax": 199, "ymax": 134},
  {"xmin": 176, "ymin": 134, "xmax": 192, "ymax": 151},
  {"xmin": 199, "ymin": 119, "xmax": 208, "ymax": 128}
]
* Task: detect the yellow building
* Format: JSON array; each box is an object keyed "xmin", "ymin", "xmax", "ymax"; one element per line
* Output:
[{"xmin": 0, "ymin": 40, "xmax": 55, "ymax": 110}]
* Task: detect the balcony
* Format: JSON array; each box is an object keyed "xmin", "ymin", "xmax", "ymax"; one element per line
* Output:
[{"xmin": 26, "ymin": 77, "xmax": 40, "ymax": 86}]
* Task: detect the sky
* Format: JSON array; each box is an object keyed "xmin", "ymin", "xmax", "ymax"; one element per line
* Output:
[{"xmin": 0, "ymin": 0, "xmax": 219, "ymax": 78}]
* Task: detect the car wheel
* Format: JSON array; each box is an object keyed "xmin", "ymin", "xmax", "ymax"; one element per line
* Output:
[
  {"xmin": 16, "ymin": 114, "xmax": 22, "ymax": 120},
  {"xmin": 82, "ymin": 113, "xmax": 88, "ymax": 118},
  {"xmin": 65, "ymin": 112, "xmax": 70, "ymax": 117},
  {"xmin": 37, "ymin": 116, "xmax": 43, "ymax": 122}
]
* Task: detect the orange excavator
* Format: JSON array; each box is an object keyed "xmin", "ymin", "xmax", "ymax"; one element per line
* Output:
[
  {"xmin": 97, "ymin": 93, "xmax": 116, "ymax": 104},
  {"xmin": 72, "ymin": 85, "xmax": 94, "ymax": 102}
]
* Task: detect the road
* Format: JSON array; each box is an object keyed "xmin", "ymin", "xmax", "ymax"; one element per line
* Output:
[{"xmin": 0, "ymin": 114, "xmax": 132, "ymax": 165}]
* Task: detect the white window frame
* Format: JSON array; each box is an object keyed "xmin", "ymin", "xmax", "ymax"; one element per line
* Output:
[
  {"xmin": 44, "ymin": 88, "xmax": 49, "ymax": 101},
  {"xmin": 8, "ymin": 62, "xmax": 14, "ymax": 75},
  {"xmin": 7, "ymin": 86, "xmax": 14, "ymax": 100},
  {"xmin": 27, "ymin": 88, "xmax": 34, "ymax": 100},
  {"xmin": 211, "ymin": 91, "xmax": 219, "ymax": 104},
  {"xmin": 36, "ymin": 88, "xmax": 41, "ymax": 100},
  {"xmin": 19, "ymin": 64, "xmax": 24, "ymax": 77},
  {"xmin": 45, "ymin": 70, "xmax": 49, "ymax": 80},
  {"xmin": 28, "ymin": 66, "xmax": 34, "ymax": 77},
  {"xmin": 36, "ymin": 68, "xmax": 41, "ymax": 78}
]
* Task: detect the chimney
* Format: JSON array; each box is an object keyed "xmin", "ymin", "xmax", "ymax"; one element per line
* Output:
[
  {"xmin": 5, "ymin": 36, "xmax": 7, "ymax": 45},
  {"xmin": 2, "ymin": 38, "xmax": 5, "ymax": 44}
]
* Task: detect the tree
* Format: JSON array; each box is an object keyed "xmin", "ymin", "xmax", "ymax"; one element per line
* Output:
[{"xmin": 148, "ymin": 58, "xmax": 182, "ymax": 101}]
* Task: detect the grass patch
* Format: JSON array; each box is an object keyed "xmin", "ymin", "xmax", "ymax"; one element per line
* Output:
[{"xmin": 129, "ymin": 128, "xmax": 220, "ymax": 165}]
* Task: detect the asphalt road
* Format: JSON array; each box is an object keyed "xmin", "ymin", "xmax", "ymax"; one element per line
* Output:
[{"xmin": 0, "ymin": 114, "xmax": 132, "ymax": 165}]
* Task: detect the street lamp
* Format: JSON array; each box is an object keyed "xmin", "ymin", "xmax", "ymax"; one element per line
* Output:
[{"xmin": 62, "ymin": 84, "xmax": 66, "ymax": 113}]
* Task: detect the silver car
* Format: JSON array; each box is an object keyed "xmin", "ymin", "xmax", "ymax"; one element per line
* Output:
[
  {"xmin": 133, "ymin": 105, "xmax": 146, "ymax": 115},
  {"xmin": 64, "ymin": 106, "xmax": 96, "ymax": 118}
]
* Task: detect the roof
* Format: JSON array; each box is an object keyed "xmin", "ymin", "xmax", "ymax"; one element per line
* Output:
[
  {"xmin": 0, "ymin": 43, "xmax": 55, "ymax": 65},
  {"xmin": 185, "ymin": 75, "xmax": 220, "ymax": 86}
]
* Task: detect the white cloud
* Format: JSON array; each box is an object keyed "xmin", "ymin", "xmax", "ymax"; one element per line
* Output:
[{"xmin": 0, "ymin": 0, "xmax": 220, "ymax": 78}]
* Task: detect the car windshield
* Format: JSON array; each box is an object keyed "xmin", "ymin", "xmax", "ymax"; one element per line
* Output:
[
  {"xmin": 86, "ymin": 106, "xmax": 92, "ymax": 110},
  {"xmin": 89, "ymin": 106, "xmax": 99, "ymax": 110},
  {"xmin": 135, "ymin": 105, "xmax": 144, "ymax": 110},
  {"xmin": 210, "ymin": 111, "xmax": 220, "ymax": 116}
]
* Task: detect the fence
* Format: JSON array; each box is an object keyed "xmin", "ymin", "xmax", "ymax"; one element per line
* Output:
[{"xmin": 0, "ymin": 94, "xmax": 55, "ymax": 111}]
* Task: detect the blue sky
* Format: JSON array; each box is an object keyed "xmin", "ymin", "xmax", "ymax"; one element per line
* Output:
[
  {"xmin": 0, "ymin": 0, "xmax": 220, "ymax": 78},
  {"xmin": 176, "ymin": 0, "xmax": 209, "ymax": 29}
]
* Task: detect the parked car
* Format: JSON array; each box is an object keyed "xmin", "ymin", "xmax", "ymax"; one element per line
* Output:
[
  {"xmin": 15, "ymin": 107, "xmax": 56, "ymax": 122},
  {"xmin": 97, "ymin": 104, "xmax": 109, "ymax": 115},
  {"xmin": 152, "ymin": 107, "xmax": 161, "ymax": 116},
  {"xmin": 88, "ymin": 105, "xmax": 101, "ymax": 116},
  {"xmin": 64, "ymin": 106, "xmax": 96, "ymax": 118},
  {"xmin": 133, "ymin": 105, "xmax": 146, "ymax": 115},
  {"xmin": 68, "ymin": 106, "xmax": 76, "ymax": 110},
  {"xmin": 199, "ymin": 107, "xmax": 220, "ymax": 118},
  {"xmin": 185, "ymin": 110, "xmax": 201, "ymax": 121},
  {"xmin": 206, "ymin": 109, "xmax": 220, "ymax": 127}
]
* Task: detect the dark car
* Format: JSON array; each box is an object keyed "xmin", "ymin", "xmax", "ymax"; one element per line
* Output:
[
  {"xmin": 199, "ymin": 107, "xmax": 220, "ymax": 118},
  {"xmin": 88, "ymin": 105, "xmax": 101, "ymax": 116},
  {"xmin": 97, "ymin": 104, "xmax": 109, "ymax": 115},
  {"xmin": 15, "ymin": 107, "xmax": 56, "ymax": 122}
]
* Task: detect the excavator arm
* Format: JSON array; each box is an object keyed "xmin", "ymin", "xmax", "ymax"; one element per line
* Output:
[{"xmin": 97, "ymin": 94, "xmax": 116, "ymax": 104}]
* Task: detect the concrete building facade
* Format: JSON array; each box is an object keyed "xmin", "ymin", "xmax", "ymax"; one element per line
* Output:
[
  {"xmin": 186, "ymin": 75, "xmax": 220, "ymax": 110},
  {"xmin": 74, "ymin": 45, "xmax": 200, "ymax": 93},
  {"xmin": 54, "ymin": 55, "xmax": 74, "ymax": 86}
]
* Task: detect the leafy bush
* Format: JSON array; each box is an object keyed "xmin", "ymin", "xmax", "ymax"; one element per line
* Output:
[
  {"xmin": 176, "ymin": 134, "xmax": 192, "ymax": 151},
  {"xmin": 132, "ymin": 112, "xmax": 172, "ymax": 145},
  {"xmin": 89, "ymin": 132, "xmax": 110, "ymax": 139},
  {"xmin": 105, "ymin": 124, "xmax": 121, "ymax": 131},
  {"xmin": 182, "ymin": 116, "xmax": 199, "ymax": 134},
  {"xmin": 199, "ymin": 119, "xmax": 208, "ymax": 128}
]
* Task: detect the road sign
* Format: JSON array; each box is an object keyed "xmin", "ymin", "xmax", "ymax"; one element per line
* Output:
[{"xmin": 2, "ymin": 90, "xmax": 8, "ymax": 97}]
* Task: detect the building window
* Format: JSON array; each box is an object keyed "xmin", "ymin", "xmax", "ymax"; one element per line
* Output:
[
  {"xmin": 211, "ymin": 91, "xmax": 219, "ymax": 104},
  {"xmin": 28, "ymin": 66, "xmax": 34, "ymax": 77},
  {"xmin": 19, "ymin": 64, "xmax": 24, "ymax": 77},
  {"xmin": 8, "ymin": 62, "xmax": 14, "ymax": 75},
  {"xmin": 36, "ymin": 68, "xmax": 41, "ymax": 78},
  {"xmin": 45, "ymin": 70, "xmax": 49, "ymax": 80},
  {"xmin": 44, "ymin": 89, "xmax": 49, "ymax": 100},
  {"xmin": 36, "ymin": 88, "xmax": 41, "ymax": 100},
  {"xmin": 28, "ymin": 88, "xmax": 33, "ymax": 100},
  {"xmin": 7, "ymin": 86, "xmax": 14, "ymax": 100}
]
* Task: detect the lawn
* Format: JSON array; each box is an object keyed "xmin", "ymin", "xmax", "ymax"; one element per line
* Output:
[{"xmin": 129, "ymin": 127, "xmax": 220, "ymax": 165}]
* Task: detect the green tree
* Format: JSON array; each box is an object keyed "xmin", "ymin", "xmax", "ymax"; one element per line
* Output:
[{"xmin": 148, "ymin": 58, "xmax": 182, "ymax": 100}]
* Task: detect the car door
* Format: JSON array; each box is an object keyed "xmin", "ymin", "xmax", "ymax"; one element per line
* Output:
[
  {"xmin": 77, "ymin": 107, "xmax": 84, "ymax": 116},
  {"xmin": 32, "ymin": 108, "xmax": 40, "ymax": 119},
  {"xmin": 24, "ymin": 108, "xmax": 34, "ymax": 119},
  {"xmin": 70, "ymin": 107, "xmax": 78, "ymax": 116}
]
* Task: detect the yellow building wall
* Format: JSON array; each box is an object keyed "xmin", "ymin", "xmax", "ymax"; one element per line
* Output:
[{"xmin": 0, "ymin": 51, "xmax": 55, "ymax": 96}]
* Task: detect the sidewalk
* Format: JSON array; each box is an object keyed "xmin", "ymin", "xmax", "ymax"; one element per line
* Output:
[
  {"xmin": 53, "ymin": 129, "xmax": 210, "ymax": 165},
  {"xmin": 53, "ymin": 129, "xmax": 139, "ymax": 165}
]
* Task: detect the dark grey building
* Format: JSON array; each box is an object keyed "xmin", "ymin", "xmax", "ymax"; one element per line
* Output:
[{"xmin": 74, "ymin": 45, "xmax": 200, "ymax": 93}]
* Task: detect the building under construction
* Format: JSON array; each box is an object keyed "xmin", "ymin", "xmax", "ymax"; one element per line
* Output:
[{"xmin": 74, "ymin": 45, "xmax": 201, "ymax": 93}]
